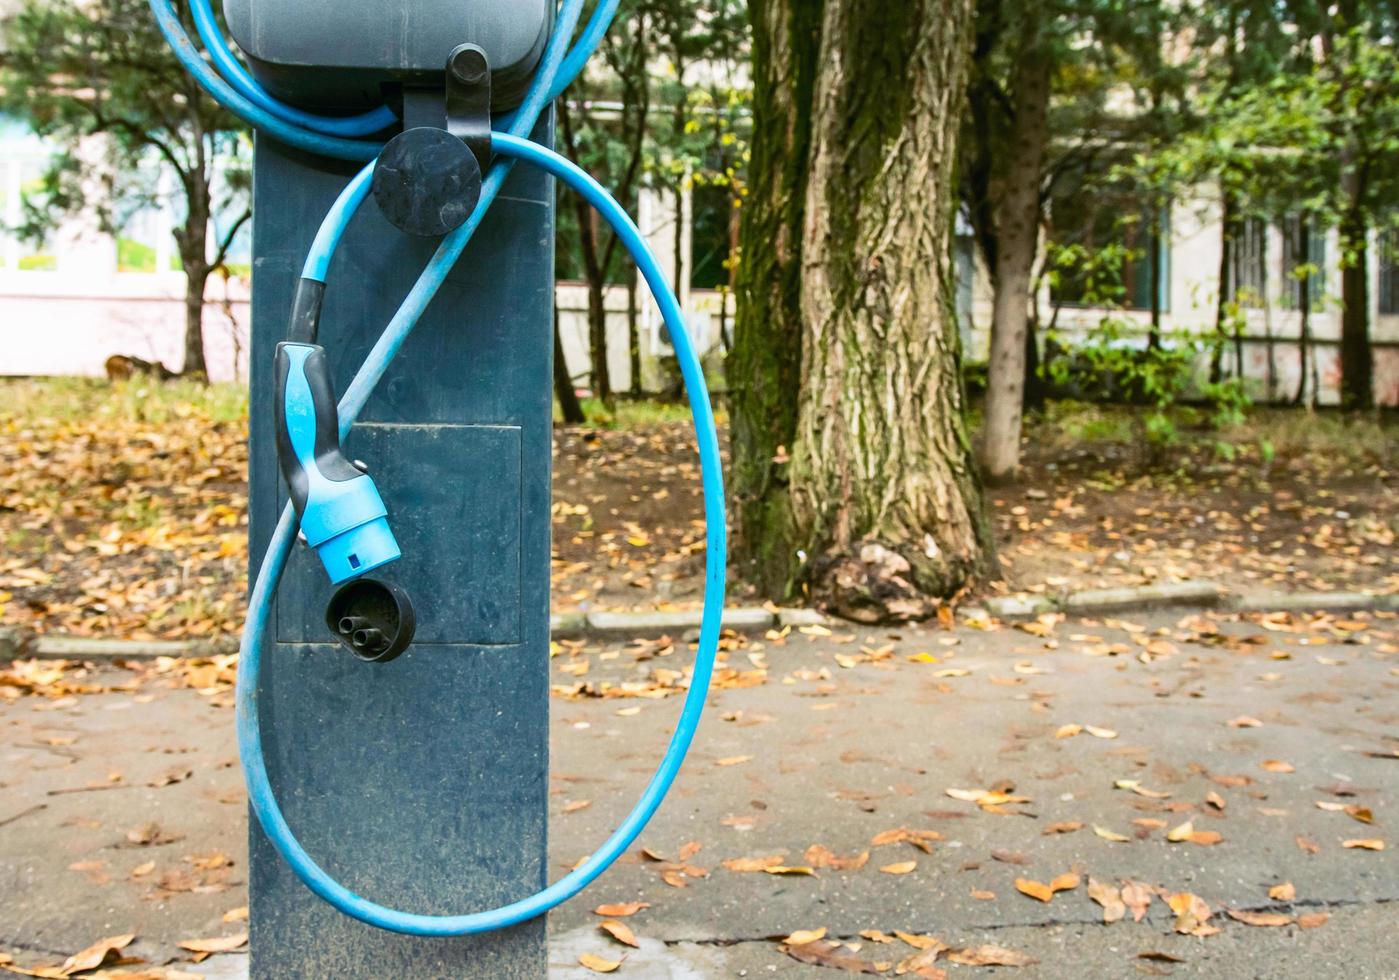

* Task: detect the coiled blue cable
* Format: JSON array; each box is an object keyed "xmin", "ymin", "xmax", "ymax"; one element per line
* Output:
[
  {"xmin": 238, "ymin": 134, "xmax": 726, "ymax": 934},
  {"xmin": 188, "ymin": 0, "xmax": 397, "ymax": 138},
  {"xmin": 160, "ymin": 0, "xmax": 726, "ymax": 936}
]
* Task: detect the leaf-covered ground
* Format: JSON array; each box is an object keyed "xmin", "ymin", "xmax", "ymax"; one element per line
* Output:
[
  {"xmin": 1, "ymin": 606, "xmax": 1394, "ymax": 976},
  {"xmin": 0, "ymin": 379, "xmax": 1394, "ymax": 640}
]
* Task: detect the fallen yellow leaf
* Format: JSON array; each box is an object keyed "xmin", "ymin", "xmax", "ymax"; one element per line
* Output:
[
  {"xmin": 578, "ymin": 952, "xmax": 623, "ymax": 973},
  {"xmin": 599, "ymin": 920, "xmax": 640, "ymax": 948}
]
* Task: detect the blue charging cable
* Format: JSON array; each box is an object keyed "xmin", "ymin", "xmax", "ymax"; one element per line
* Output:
[{"xmin": 158, "ymin": 0, "xmax": 727, "ymax": 936}]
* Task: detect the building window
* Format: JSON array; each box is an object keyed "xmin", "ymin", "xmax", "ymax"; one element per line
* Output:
[
  {"xmin": 1280, "ymin": 215, "xmax": 1326, "ymax": 310},
  {"xmin": 1231, "ymin": 217, "xmax": 1267, "ymax": 306},
  {"xmin": 1379, "ymin": 230, "xmax": 1399, "ymax": 315},
  {"xmin": 1048, "ymin": 188, "xmax": 1170, "ymax": 313}
]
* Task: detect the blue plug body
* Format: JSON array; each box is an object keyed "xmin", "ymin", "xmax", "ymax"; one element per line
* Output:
[{"xmin": 275, "ymin": 341, "xmax": 400, "ymax": 583}]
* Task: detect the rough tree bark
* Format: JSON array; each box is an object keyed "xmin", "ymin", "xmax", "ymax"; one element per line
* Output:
[
  {"xmin": 733, "ymin": 0, "xmax": 991, "ymax": 621},
  {"xmin": 979, "ymin": 33, "xmax": 1050, "ymax": 482},
  {"xmin": 730, "ymin": 0, "xmax": 823, "ymax": 596}
]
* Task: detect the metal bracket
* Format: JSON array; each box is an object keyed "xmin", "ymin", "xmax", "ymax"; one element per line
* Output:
[{"xmin": 446, "ymin": 43, "xmax": 492, "ymax": 173}]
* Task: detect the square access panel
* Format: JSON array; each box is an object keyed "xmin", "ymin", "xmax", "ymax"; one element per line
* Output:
[{"xmin": 223, "ymin": 0, "xmax": 551, "ymax": 111}]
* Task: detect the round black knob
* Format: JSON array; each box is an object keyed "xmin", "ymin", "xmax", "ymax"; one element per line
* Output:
[{"xmin": 372, "ymin": 127, "xmax": 482, "ymax": 238}]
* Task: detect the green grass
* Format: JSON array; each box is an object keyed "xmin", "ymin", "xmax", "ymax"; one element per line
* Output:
[
  {"xmin": 0, "ymin": 376, "xmax": 248, "ymax": 426},
  {"xmin": 1027, "ymin": 399, "xmax": 1396, "ymax": 466},
  {"xmin": 117, "ymin": 237, "xmax": 157, "ymax": 274},
  {"xmin": 554, "ymin": 395, "xmax": 728, "ymax": 429},
  {"xmin": 17, "ymin": 253, "xmax": 56, "ymax": 271}
]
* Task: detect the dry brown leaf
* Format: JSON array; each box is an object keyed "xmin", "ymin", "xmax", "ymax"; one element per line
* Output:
[
  {"xmin": 599, "ymin": 920, "xmax": 640, "ymax": 948},
  {"xmin": 1261, "ymin": 759, "xmax": 1295, "ymax": 773},
  {"xmin": 970, "ymin": 889, "xmax": 996, "ymax": 901},
  {"xmin": 783, "ymin": 927, "xmax": 827, "ymax": 946},
  {"xmin": 1121, "ymin": 880, "xmax": 1153, "ymax": 922},
  {"xmin": 1055, "ymin": 724, "xmax": 1083, "ymax": 739},
  {"xmin": 895, "ymin": 949, "xmax": 948, "ymax": 980},
  {"xmin": 722, "ymin": 854, "xmax": 784, "ymax": 872},
  {"xmin": 715, "ymin": 755, "xmax": 751, "ymax": 767},
  {"xmin": 1093, "ymin": 825, "xmax": 1130, "ymax": 843},
  {"xmin": 1342, "ymin": 838, "xmax": 1385, "ymax": 850},
  {"xmin": 1268, "ymin": 882, "xmax": 1296, "ymax": 902},
  {"xmin": 578, "ymin": 952, "xmax": 623, "ymax": 973},
  {"xmin": 176, "ymin": 932, "xmax": 247, "ymax": 962},
  {"xmin": 1087, "ymin": 878, "xmax": 1125, "ymax": 923},
  {"xmin": 945, "ymin": 945, "xmax": 1037, "ymax": 967},
  {"xmin": 1227, "ymin": 909, "xmax": 1293, "ymax": 927},
  {"xmin": 177, "ymin": 933, "xmax": 247, "ymax": 954},
  {"xmin": 880, "ymin": 860, "xmax": 917, "ymax": 875},
  {"xmin": 593, "ymin": 902, "xmax": 649, "ymax": 917},
  {"xmin": 60, "ymin": 934, "xmax": 135, "ymax": 975},
  {"xmin": 781, "ymin": 940, "xmax": 885, "ymax": 974},
  {"xmin": 1167, "ymin": 892, "xmax": 1217, "ymax": 936},
  {"xmin": 1043, "ymin": 821, "xmax": 1083, "ymax": 835},
  {"xmin": 563, "ymin": 799, "xmax": 592, "ymax": 813},
  {"xmin": 1227, "ymin": 716, "xmax": 1263, "ymax": 728},
  {"xmin": 764, "ymin": 865, "xmax": 816, "ymax": 876},
  {"xmin": 1297, "ymin": 912, "xmax": 1329, "ymax": 929},
  {"xmin": 1296, "ymin": 835, "xmax": 1321, "ymax": 854},
  {"xmin": 222, "ymin": 906, "xmax": 249, "ymax": 923},
  {"xmin": 894, "ymin": 931, "xmax": 944, "ymax": 951},
  {"xmin": 804, "ymin": 844, "xmax": 869, "ymax": 871},
  {"xmin": 1084, "ymin": 725, "xmax": 1117, "ymax": 739}
]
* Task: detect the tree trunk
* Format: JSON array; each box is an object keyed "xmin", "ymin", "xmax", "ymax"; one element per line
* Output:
[
  {"xmin": 730, "ymin": 0, "xmax": 824, "ymax": 597},
  {"xmin": 554, "ymin": 303, "xmax": 586, "ymax": 424},
  {"xmin": 1338, "ymin": 193, "xmax": 1373, "ymax": 410},
  {"xmin": 1148, "ymin": 211, "xmax": 1163, "ymax": 350},
  {"xmin": 182, "ymin": 260, "xmax": 209, "ymax": 379},
  {"xmin": 792, "ymin": 0, "xmax": 990, "ymax": 619},
  {"xmin": 558, "ymin": 101, "xmax": 613, "ymax": 406},
  {"xmin": 586, "ymin": 271, "xmax": 611, "ymax": 404},
  {"xmin": 979, "ymin": 37, "xmax": 1050, "ymax": 482},
  {"xmin": 1022, "ymin": 325, "xmax": 1045, "ymax": 412},
  {"xmin": 627, "ymin": 266, "xmax": 642, "ymax": 397},
  {"xmin": 1211, "ymin": 192, "xmax": 1235, "ymax": 383},
  {"xmin": 177, "ymin": 181, "xmax": 211, "ymax": 379},
  {"xmin": 1294, "ymin": 216, "xmax": 1312, "ymax": 406}
]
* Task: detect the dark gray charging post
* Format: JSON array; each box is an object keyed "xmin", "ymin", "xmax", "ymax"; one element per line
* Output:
[{"xmin": 233, "ymin": 4, "xmax": 554, "ymax": 976}]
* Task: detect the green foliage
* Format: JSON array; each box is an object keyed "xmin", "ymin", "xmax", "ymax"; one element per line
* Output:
[
  {"xmin": 1044, "ymin": 318, "xmax": 1261, "ymax": 447},
  {"xmin": 0, "ymin": 0, "xmax": 248, "ymax": 254}
]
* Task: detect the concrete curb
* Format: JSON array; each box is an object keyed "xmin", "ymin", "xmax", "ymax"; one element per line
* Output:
[
  {"xmin": 8, "ymin": 588, "xmax": 1396, "ymax": 660},
  {"xmin": 974, "ymin": 582, "xmax": 1399, "ymax": 621}
]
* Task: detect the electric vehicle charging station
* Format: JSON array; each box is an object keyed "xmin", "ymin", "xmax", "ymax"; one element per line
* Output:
[
  {"xmin": 149, "ymin": 1, "xmax": 728, "ymax": 976},
  {"xmin": 239, "ymin": 6, "xmax": 556, "ymax": 975}
]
